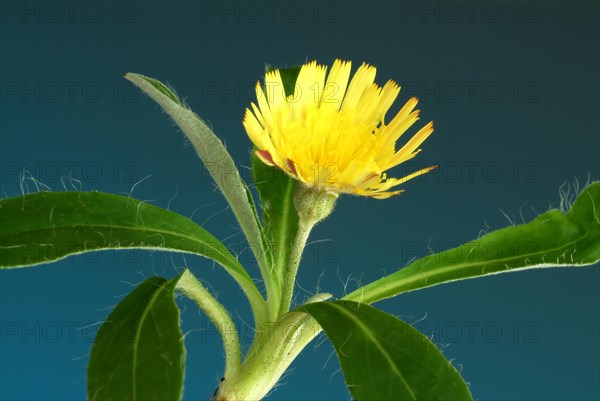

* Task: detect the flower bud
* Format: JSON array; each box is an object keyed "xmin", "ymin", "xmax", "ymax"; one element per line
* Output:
[{"xmin": 294, "ymin": 184, "xmax": 338, "ymax": 225}]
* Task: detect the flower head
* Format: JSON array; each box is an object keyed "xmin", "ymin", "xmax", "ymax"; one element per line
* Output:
[{"xmin": 243, "ymin": 59, "xmax": 436, "ymax": 199}]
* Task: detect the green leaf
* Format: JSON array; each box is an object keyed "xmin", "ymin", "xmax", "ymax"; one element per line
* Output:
[
  {"xmin": 344, "ymin": 182, "xmax": 600, "ymax": 304},
  {"xmin": 251, "ymin": 152, "xmax": 298, "ymax": 291},
  {"xmin": 88, "ymin": 276, "xmax": 184, "ymax": 401},
  {"xmin": 273, "ymin": 65, "xmax": 302, "ymax": 97},
  {"xmin": 133, "ymin": 75, "xmax": 184, "ymax": 107},
  {"xmin": 300, "ymin": 300, "xmax": 472, "ymax": 401},
  {"xmin": 0, "ymin": 191, "xmax": 268, "ymax": 321},
  {"xmin": 1, "ymin": 191, "xmax": 234, "ymax": 269},
  {"xmin": 251, "ymin": 65, "xmax": 302, "ymax": 312},
  {"xmin": 124, "ymin": 73, "xmax": 272, "ymax": 305}
]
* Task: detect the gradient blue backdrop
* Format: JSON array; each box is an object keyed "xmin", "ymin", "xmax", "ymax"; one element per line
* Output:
[{"xmin": 1, "ymin": 1, "xmax": 599, "ymax": 400}]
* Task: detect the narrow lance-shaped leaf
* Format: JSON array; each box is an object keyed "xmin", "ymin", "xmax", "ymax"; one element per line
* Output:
[
  {"xmin": 124, "ymin": 73, "xmax": 273, "ymax": 301},
  {"xmin": 251, "ymin": 66, "xmax": 301, "ymax": 303},
  {"xmin": 300, "ymin": 301, "xmax": 473, "ymax": 401},
  {"xmin": 251, "ymin": 152, "xmax": 298, "ymax": 290},
  {"xmin": 88, "ymin": 276, "xmax": 184, "ymax": 401},
  {"xmin": 344, "ymin": 182, "xmax": 600, "ymax": 304},
  {"xmin": 0, "ymin": 191, "xmax": 268, "ymax": 321}
]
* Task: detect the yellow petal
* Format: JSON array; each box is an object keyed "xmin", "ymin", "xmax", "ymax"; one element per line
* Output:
[
  {"xmin": 341, "ymin": 62, "xmax": 377, "ymax": 111},
  {"xmin": 244, "ymin": 60, "xmax": 436, "ymax": 200},
  {"xmin": 264, "ymin": 70, "xmax": 287, "ymax": 115},
  {"xmin": 321, "ymin": 59, "xmax": 352, "ymax": 111}
]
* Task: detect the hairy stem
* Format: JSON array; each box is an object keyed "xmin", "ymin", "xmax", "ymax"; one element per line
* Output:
[
  {"xmin": 277, "ymin": 186, "xmax": 337, "ymax": 318},
  {"xmin": 278, "ymin": 219, "xmax": 315, "ymax": 317},
  {"xmin": 215, "ymin": 294, "xmax": 331, "ymax": 401},
  {"xmin": 176, "ymin": 269, "xmax": 241, "ymax": 380}
]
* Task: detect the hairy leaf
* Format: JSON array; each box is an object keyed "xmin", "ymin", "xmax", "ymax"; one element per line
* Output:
[
  {"xmin": 344, "ymin": 182, "xmax": 600, "ymax": 304},
  {"xmin": 251, "ymin": 153, "xmax": 298, "ymax": 292},
  {"xmin": 88, "ymin": 276, "xmax": 184, "ymax": 401},
  {"xmin": 301, "ymin": 301, "xmax": 472, "ymax": 401},
  {"xmin": 251, "ymin": 65, "xmax": 301, "ymax": 313},
  {"xmin": 0, "ymin": 191, "xmax": 267, "ymax": 319},
  {"xmin": 124, "ymin": 73, "xmax": 270, "ymax": 290}
]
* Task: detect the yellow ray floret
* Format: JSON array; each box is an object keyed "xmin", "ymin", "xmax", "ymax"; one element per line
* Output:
[{"xmin": 243, "ymin": 59, "xmax": 436, "ymax": 199}]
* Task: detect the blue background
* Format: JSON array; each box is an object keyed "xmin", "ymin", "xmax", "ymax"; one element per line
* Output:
[{"xmin": 1, "ymin": 1, "xmax": 599, "ymax": 400}]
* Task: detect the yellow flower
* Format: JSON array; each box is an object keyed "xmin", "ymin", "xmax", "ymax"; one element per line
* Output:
[{"xmin": 243, "ymin": 59, "xmax": 436, "ymax": 199}]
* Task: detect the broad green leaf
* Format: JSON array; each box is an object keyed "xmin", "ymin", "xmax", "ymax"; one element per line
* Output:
[
  {"xmin": 88, "ymin": 276, "xmax": 184, "ymax": 401},
  {"xmin": 0, "ymin": 191, "xmax": 267, "ymax": 321},
  {"xmin": 124, "ymin": 73, "xmax": 272, "ymax": 303},
  {"xmin": 344, "ymin": 182, "xmax": 600, "ymax": 304},
  {"xmin": 300, "ymin": 301, "xmax": 472, "ymax": 401},
  {"xmin": 0, "ymin": 191, "xmax": 235, "ymax": 268}
]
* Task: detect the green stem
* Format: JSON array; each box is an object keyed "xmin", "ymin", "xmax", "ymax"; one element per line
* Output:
[
  {"xmin": 176, "ymin": 269, "xmax": 241, "ymax": 380},
  {"xmin": 277, "ymin": 218, "xmax": 315, "ymax": 317},
  {"xmin": 277, "ymin": 186, "xmax": 337, "ymax": 318},
  {"xmin": 264, "ymin": 269, "xmax": 282, "ymax": 323},
  {"xmin": 215, "ymin": 293, "xmax": 331, "ymax": 401}
]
